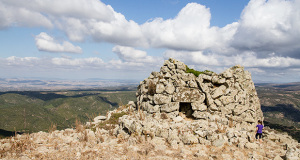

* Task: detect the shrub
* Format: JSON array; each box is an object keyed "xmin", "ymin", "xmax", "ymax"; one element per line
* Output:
[{"xmin": 148, "ymin": 81, "xmax": 156, "ymax": 95}]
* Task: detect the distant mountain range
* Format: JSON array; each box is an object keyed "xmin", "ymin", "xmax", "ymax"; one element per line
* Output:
[{"xmin": 0, "ymin": 78, "xmax": 139, "ymax": 91}]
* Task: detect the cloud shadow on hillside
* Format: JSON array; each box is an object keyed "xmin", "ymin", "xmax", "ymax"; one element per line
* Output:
[
  {"xmin": 0, "ymin": 91, "xmax": 100, "ymax": 101},
  {"xmin": 261, "ymin": 104, "xmax": 300, "ymax": 122}
]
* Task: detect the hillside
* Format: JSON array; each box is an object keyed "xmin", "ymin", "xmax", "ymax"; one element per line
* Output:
[
  {"xmin": 256, "ymin": 82, "xmax": 300, "ymax": 141},
  {"xmin": 0, "ymin": 89, "xmax": 136, "ymax": 135}
]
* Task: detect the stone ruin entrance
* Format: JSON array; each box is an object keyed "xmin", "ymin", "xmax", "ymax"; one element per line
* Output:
[{"xmin": 179, "ymin": 102, "xmax": 194, "ymax": 118}]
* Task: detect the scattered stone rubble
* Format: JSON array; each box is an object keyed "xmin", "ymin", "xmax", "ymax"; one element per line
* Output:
[{"xmin": 1, "ymin": 58, "xmax": 299, "ymax": 160}]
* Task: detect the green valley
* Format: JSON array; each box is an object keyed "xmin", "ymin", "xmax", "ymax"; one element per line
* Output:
[{"xmin": 0, "ymin": 89, "xmax": 136, "ymax": 135}]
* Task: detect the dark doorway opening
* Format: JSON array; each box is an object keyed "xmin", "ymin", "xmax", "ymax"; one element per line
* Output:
[{"xmin": 179, "ymin": 102, "xmax": 194, "ymax": 118}]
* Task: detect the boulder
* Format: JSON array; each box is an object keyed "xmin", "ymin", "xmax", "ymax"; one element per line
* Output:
[
  {"xmin": 212, "ymin": 85, "xmax": 226, "ymax": 99},
  {"xmin": 94, "ymin": 116, "xmax": 107, "ymax": 123},
  {"xmin": 153, "ymin": 94, "xmax": 171, "ymax": 105},
  {"xmin": 212, "ymin": 139, "xmax": 226, "ymax": 147},
  {"xmin": 182, "ymin": 134, "xmax": 199, "ymax": 144},
  {"xmin": 156, "ymin": 83, "xmax": 165, "ymax": 94},
  {"xmin": 191, "ymin": 102, "xmax": 207, "ymax": 111},
  {"xmin": 173, "ymin": 88, "xmax": 203, "ymax": 102},
  {"xmin": 161, "ymin": 102, "xmax": 179, "ymax": 113}
]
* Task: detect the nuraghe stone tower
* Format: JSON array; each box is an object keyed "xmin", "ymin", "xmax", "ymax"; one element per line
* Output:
[
  {"xmin": 115, "ymin": 58, "xmax": 267, "ymax": 147},
  {"xmin": 136, "ymin": 58, "xmax": 263, "ymax": 132}
]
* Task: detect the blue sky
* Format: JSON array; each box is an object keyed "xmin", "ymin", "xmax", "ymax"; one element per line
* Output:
[{"xmin": 0, "ymin": 0, "xmax": 300, "ymax": 83}]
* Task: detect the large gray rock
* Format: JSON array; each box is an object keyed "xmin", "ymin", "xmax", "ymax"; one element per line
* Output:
[
  {"xmin": 212, "ymin": 85, "xmax": 226, "ymax": 99},
  {"xmin": 191, "ymin": 102, "xmax": 207, "ymax": 111},
  {"xmin": 182, "ymin": 133, "xmax": 199, "ymax": 144},
  {"xmin": 212, "ymin": 139, "xmax": 226, "ymax": 147},
  {"xmin": 156, "ymin": 83, "xmax": 165, "ymax": 94},
  {"xmin": 165, "ymin": 83, "xmax": 175, "ymax": 94},
  {"xmin": 161, "ymin": 102, "xmax": 179, "ymax": 113},
  {"xmin": 153, "ymin": 94, "xmax": 171, "ymax": 105},
  {"xmin": 192, "ymin": 111, "xmax": 209, "ymax": 119},
  {"xmin": 173, "ymin": 87, "xmax": 204, "ymax": 102}
]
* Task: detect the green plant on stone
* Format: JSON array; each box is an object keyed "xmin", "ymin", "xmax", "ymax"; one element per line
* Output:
[
  {"xmin": 185, "ymin": 65, "xmax": 214, "ymax": 77},
  {"xmin": 96, "ymin": 112, "xmax": 128, "ymax": 130}
]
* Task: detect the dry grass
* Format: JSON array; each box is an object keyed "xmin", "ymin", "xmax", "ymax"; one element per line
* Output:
[
  {"xmin": 85, "ymin": 112, "xmax": 98, "ymax": 125},
  {"xmin": 0, "ymin": 127, "xmax": 292, "ymax": 160},
  {"xmin": 161, "ymin": 113, "xmax": 168, "ymax": 119},
  {"xmin": 216, "ymin": 121, "xmax": 227, "ymax": 133},
  {"xmin": 78, "ymin": 130, "xmax": 89, "ymax": 142},
  {"xmin": 148, "ymin": 81, "xmax": 156, "ymax": 95},
  {"xmin": 228, "ymin": 117, "xmax": 234, "ymax": 128},
  {"xmin": 75, "ymin": 118, "xmax": 85, "ymax": 133},
  {"xmin": 137, "ymin": 103, "xmax": 145, "ymax": 120},
  {"xmin": 117, "ymin": 134, "xmax": 125, "ymax": 144},
  {"xmin": 137, "ymin": 142, "xmax": 155, "ymax": 156},
  {"xmin": 48, "ymin": 123, "xmax": 57, "ymax": 133},
  {"xmin": 1, "ymin": 134, "xmax": 35, "ymax": 158},
  {"xmin": 136, "ymin": 135, "xmax": 146, "ymax": 144},
  {"xmin": 99, "ymin": 135, "xmax": 104, "ymax": 143},
  {"xmin": 117, "ymin": 104, "xmax": 129, "ymax": 112},
  {"xmin": 140, "ymin": 109, "xmax": 146, "ymax": 121}
]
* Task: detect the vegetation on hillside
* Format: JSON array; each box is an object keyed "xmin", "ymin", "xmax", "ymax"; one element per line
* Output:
[
  {"xmin": 0, "ymin": 90, "xmax": 136, "ymax": 136},
  {"xmin": 256, "ymin": 84, "xmax": 300, "ymax": 142}
]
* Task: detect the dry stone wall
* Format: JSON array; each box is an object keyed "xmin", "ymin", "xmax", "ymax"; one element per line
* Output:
[{"xmin": 136, "ymin": 58, "xmax": 263, "ymax": 132}]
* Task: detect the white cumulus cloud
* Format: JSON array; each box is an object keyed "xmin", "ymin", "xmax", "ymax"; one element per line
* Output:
[
  {"xmin": 0, "ymin": 1, "xmax": 53, "ymax": 29},
  {"xmin": 112, "ymin": 45, "xmax": 162, "ymax": 63},
  {"xmin": 35, "ymin": 32, "xmax": 82, "ymax": 53},
  {"xmin": 141, "ymin": 3, "xmax": 220, "ymax": 51},
  {"xmin": 164, "ymin": 50, "xmax": 300, "ymax": 68},
  {"xmin": 51, "ymin": 57, "xmax": 104, "ymax": 67},
  {"xmin": 0, "ymin": 56, "xmax": 162, "ymax": 78},
  {"xmin": 2, "ymin": 0, "xmax": 300, "ymax": 58},
  {"xmin": 231, "ymin": 0, "xmax": 300, "ymax": 58}
]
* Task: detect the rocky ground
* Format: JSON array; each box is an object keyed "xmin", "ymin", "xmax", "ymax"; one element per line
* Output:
[{"xmin": 0, "ymin": 106, "xmax": 299, "ymax": 160}]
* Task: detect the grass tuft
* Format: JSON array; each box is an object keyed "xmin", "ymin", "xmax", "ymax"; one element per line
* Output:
[
  {"xmin": 48, "ymin": 123, "xmax": 57, "ymax": 133},
  {"xmin": 75, "ymin": 119, "xmax": 85, "ymax": 133}
]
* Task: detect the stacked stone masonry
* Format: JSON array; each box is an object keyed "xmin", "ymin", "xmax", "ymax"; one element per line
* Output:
[{"xmin": 136, "ymin": 58, "xmax": 263, "ymax": 132}]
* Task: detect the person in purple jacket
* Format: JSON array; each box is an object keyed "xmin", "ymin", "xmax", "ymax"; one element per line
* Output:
[{"xmin": 256, "ymin": 120, "xmax": 264, "ymax": 144}]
